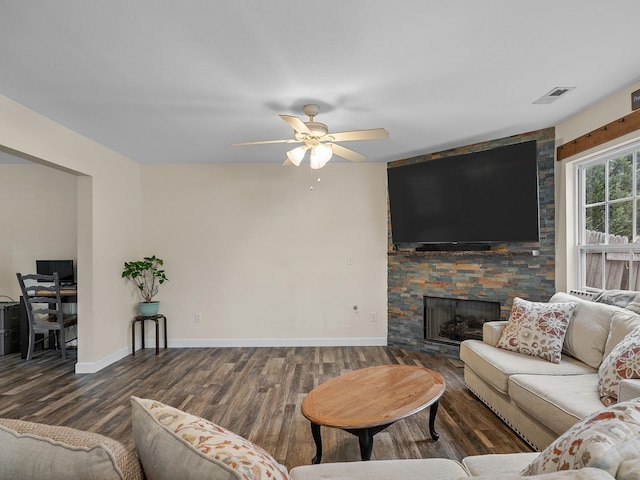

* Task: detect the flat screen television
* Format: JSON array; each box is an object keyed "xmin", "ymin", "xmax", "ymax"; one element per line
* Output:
[
  {"xmin": 36, "ymin": 259, "xmax": 75, "ymax": 284},
  {"xmin": 387, "ymin": 140, "xmax": 539, "ymax": 247}
]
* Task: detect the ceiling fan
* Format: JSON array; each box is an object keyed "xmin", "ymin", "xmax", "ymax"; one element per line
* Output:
[{"xmin": 231, "ymin": 104, "xmax": 389, "ymax": 169}]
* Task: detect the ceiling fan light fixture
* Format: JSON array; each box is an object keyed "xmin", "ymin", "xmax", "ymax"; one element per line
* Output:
[
  {"xmin": 286, "ymin": 145, "xmax": 308, "ymax": 166},
  {"xmin": 310, "ymin": 144, "xmax": 333, "ymax": 169}
]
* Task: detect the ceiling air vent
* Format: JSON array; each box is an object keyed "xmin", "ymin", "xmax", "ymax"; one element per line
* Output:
[{"xmin": 533, "ymin": 87, "xmax": 575, "ymax": 104}]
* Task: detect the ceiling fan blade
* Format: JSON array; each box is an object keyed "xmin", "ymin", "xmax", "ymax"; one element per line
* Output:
[
  {"xmin": 279, "ymin": 115, "xmax": 311, "ymax": 135},
  {"xmin": 230, "ymin": 139, "xmax": 300, "ymax": 146},
  {"xmin": 329, "ymin": 128, "xmax": 389, "ymax": 142},
  {"xmin": 328, "ymin": 143, "xmax": 367, "ymax": 163},
  {"xmin": 282, "ymin": 158, "xmax": 295, "ymax": 166}
]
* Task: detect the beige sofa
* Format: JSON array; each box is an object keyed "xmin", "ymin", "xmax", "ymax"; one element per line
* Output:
[
  {"xmin": 2, "ymin": 391, "xmax": 640, "ymax": 480},
  {"xmin": 460, "ymin": 292, "xmax": 640, "ymax": 451},
  {"xmin": 290, "ymin": 453, "xmax": 620, "ymax": 480}
]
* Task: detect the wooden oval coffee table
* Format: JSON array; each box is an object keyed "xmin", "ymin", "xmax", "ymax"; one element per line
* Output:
[{"xmin": 301, "ymin": 364, "xmax": 445, "ymax": 463}]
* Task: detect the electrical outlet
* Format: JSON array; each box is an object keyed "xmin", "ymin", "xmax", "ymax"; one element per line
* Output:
[
  {"xmin": 370, "ymin": 312, "xmax": 377, "ymax": 323},
  {"xmin": 195, "ymin": 313, "xmax": 202, "ymax": 323}
]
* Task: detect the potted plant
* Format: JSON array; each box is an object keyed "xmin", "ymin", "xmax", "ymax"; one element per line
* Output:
[{"xmin": 121, "ymin": 255, "xmax": 168, "ymax": 316}]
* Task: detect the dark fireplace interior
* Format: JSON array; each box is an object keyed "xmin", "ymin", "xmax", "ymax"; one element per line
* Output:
[{"xmin": 424, "ymin": 296, "xmax": 501, "ymax": 344}]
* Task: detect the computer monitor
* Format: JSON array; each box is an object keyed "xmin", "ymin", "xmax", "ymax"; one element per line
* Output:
[{"xmin": 36, "ymin": 260, "xmax": 75, "ymax": 284}]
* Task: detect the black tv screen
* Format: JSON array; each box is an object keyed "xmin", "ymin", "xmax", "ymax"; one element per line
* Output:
[
  {"xmin": 36, "ymin": 259, "xmax": 75, "ymax": 284},
  {"xmin": 387, "ymin": 141, "xmax": 539, "ymax": 246}
]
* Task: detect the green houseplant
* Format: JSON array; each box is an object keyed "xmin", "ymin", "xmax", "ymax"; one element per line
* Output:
[{"xmin": 121, "ymin": 255, "xmax": 168, "ymax": 315}]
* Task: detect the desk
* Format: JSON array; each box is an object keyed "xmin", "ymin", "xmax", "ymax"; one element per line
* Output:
[{"xmin": 19, "ymin": 287, "xmax": 77, "ymax": 359}]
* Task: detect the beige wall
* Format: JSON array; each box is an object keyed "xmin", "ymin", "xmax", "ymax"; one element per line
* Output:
[
  {"xmin": 555, "ymin": 80, "xmax": 640, "ymax": 291},
  {"xmin": 141, "ymin": 163, "xmax": 389, "ymax": 344},
  {"xmin": 0, "ymin": 95, "xmax": 141, "ymax": 372},
  {"xmin": 0, "ymin": 93, "xmax": 388, "ymax": 373},
  {"xmin": 0, "ymin": 163, "xmax": 77, "ymax": 298}
]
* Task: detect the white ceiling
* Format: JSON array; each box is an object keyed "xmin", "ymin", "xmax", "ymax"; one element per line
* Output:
[{"xmin": 1, "ymin": 1, "xmax": 639, "ymax": 166}]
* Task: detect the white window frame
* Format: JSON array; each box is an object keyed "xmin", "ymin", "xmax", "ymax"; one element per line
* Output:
[{"xmin": 576, "ymin": 139, "xmax": 640, "ymax": 292}]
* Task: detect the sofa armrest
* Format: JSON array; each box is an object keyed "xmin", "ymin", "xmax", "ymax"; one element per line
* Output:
[
  {"xmin": 619, "ymin": 379, "xmax": 640, "ymax": 402},
  {"xmin": 483, "ymin": 321, "xmax": 508, "ymax": 346}
]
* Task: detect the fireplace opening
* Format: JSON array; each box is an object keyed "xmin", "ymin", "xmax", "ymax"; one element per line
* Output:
[{"xmin": 424, "ymin": 296, "xmax": 501, "ymax": 345}]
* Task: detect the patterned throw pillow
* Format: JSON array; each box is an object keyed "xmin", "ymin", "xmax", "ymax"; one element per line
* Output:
[
  {"xmin": 522, "ymin": 398, "xmax": 640, "ymax": 476},
  {"xmin": 598, "ymin": 326, "xmax": 640, "ymax": 406},
  {"xmin": 130, "ymin": 396, "xmax": 289, "ymax": 480},
  {"xmin": 496, "ymin": 297, "xmax": 577, "ymax": 364}
]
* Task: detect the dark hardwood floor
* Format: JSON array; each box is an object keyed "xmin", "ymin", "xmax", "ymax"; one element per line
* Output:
[{"xmin": 0, "ymin": 346, "xmax": 531, "ymax": 469}]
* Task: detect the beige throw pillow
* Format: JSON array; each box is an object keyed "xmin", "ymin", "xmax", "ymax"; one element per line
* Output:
[
  {"xmin": 603, "ymin": 311, "xmax": 640, "ymax": 359},
  {"xmin": 496, "ymin": 297, "xmax": 577, "ymax": 364},
  {"xmin": 130, "ymin": 396, "xmax": 289, "ymax": 480},
  {"xmin": 0, "ymin": 418, "xmax": 143, "ymax": 480},
  {"xmin": 550, "ymin": 292, "xmax": 615, "ymax": 369}
]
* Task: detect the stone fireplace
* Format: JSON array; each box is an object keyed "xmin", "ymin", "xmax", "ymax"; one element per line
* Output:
[
  {"xmin": 424, "ymin": 296, "xmax": 501, "ymax": 344},
  {"xmin": 387, "ymin": 128, "xmax": 556, "ymax": 358}
]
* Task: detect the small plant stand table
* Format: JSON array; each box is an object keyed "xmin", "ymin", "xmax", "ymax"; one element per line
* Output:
[{"xmin": 131, "ymin": 314, "xmax": 167, "ymax": 356}]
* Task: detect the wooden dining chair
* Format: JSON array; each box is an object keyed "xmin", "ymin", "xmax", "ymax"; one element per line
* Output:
[{"xmin": 16, "ymin": 272, "xmax": 78, "ymax": 361}]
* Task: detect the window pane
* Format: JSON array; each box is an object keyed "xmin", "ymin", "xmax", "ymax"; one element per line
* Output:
[
  {"xmin": 579, "ymin": 142, "xmax": 640, "ymax": 292},
  {"xmin": 637, "ymin": 152, "xmax": 640, "ymax": 195},
  {"xmin": 609, "ymin": 200, "xmax": 633, "ymax": 238},
  {"xmin": 585, "ymin": 251, "xmax": 631, "ymax": 290},
  {"xmin": 609, "ymin": 155, "xmax": 633, "ymax": 200},
  {"xmin": 585, "ymin": 252, "xmax": 603, "ymax": 289},
  {"xmin": 585, "ymin": 204, "xmax": 605, "ymax": 241},
  {"xmin": 637, "ymin": 198, "xmax": 640, "ymax": 243},
  {"xmin": 585, "ymin": 163, "xmax": 605, "ymax": 204}
]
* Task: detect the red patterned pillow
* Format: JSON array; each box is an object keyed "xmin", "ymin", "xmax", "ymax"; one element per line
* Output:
[
  {"xmin": 598, "ymin": 326, "xmax": 640, "ymax": 405},
  {"xmin": 496, "ymin": 297, "xmax": 577, "ymax": 364}
]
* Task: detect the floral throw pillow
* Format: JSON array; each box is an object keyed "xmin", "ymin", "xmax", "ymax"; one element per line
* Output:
[
  {"xmin": 598, "ymin": 326, "xmax": 640, "ymax": 406},
  {"xmin": 496, "ymin": 297, "xmax": 577, "ymax": 364},
  {"xmin": 522, "ymin": 398, "xmax": 640, "ymax": 476},
  {"xmin": 130, "ymin": 396, "xmax": 289, "ymax": 480}
]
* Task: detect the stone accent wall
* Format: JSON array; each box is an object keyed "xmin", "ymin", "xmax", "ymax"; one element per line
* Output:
[{"xmin": 387, "ymin": 128, "xmax": 556, "ymax": 357}]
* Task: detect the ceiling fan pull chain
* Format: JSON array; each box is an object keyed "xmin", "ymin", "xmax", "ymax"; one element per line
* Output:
[{"xmin": 309, "ymin": 168, "xmax": 322, "ymax": 190}]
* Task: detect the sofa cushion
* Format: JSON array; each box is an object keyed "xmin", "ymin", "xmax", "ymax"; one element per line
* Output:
[
  {"xmin": 460, "ymin": 339, "xmax": 595, "ymax": 395},
  {"xmin": 290, "ymin": 458, "xmax": 468, "ymax": 480},
  {"xmin": 496, "ymin": 297, "xmax": 577, "ymax": 364},
  {"xmin": 594, "ymin": 289, "xmax": 640, "ymax": 314},
  {"xmin": 522, "ymin": 397, "xmax": 640, "ymax": 476},
  {"xmin": 130, "ymin": 396, "xmax": 289, "ymax": 480},
  {"xmin": 619, "ymin": 378, "xmax": 640, "ymax": 402},
  {"xmin": 508, "ymin": 374, "xmax": 603, "ymax": 436},
  {"xmin": 598, "ymin": 326, "xmax": 640, "ymax": 405},
  {"xmin": 550, "ymin": 292, "xmax": 619, "ymax": 369},
  {"xmin": 588, "ymin": 437, "xmax": 640, "ymax": 480},
  {"xmin": 472, "ymin": 469, "xmax": 614, "ymax": 479},
  {"xmin": 603, "ymin": 310, "xmax": 640, "ymax": 359},
  {"xmin": 463, "ymin": 452, "xmax": 540, "ymax": 476},
  {"xmin": 0, "ymin": 418, "xmax": 143, "ymax": 480}
]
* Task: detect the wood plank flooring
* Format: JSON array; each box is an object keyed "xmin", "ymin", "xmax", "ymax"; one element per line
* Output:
[{"xmin": 0, "ymin": 346, "xmax": 532, "ymax": 470}]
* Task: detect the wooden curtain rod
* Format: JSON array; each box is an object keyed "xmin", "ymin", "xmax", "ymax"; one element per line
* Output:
[{"xmin": 556, "ymin": 108, "xmax": 640, "ymax": 161}]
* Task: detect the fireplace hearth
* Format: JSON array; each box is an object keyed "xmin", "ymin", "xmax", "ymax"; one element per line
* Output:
[{"xmin": 424, "ymin": 296, "xmax": 501, "ymax": 345}]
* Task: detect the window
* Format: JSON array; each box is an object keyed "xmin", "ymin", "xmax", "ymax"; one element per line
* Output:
[{"xmin": 577, "ymin": 140, "xmax": 640, "ymax": 291}]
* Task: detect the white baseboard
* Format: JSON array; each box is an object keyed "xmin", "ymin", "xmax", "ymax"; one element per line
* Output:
[
  {"xmin": 169, "ymin": 337, "xmax": 388, "ymax": 348},
  {"xmin": 74, "ymin": 346, "xmax": 130, "ymax": 374},
  {"xmin": 73, "ymin": 337, "xmax": 388, "ymax": 374}
]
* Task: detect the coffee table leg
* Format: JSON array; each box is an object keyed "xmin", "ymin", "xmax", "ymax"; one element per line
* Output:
[
  {"xmin": 429, "ymin": 400, "xmax": 440, "ymax": 441},
  {"xmin": 310, "ymin": 422, "xmax": 323, "ymax": 464},
  {"xmin": 357, "ymin": 429, "xmax": 374, "ymax": 461}
]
